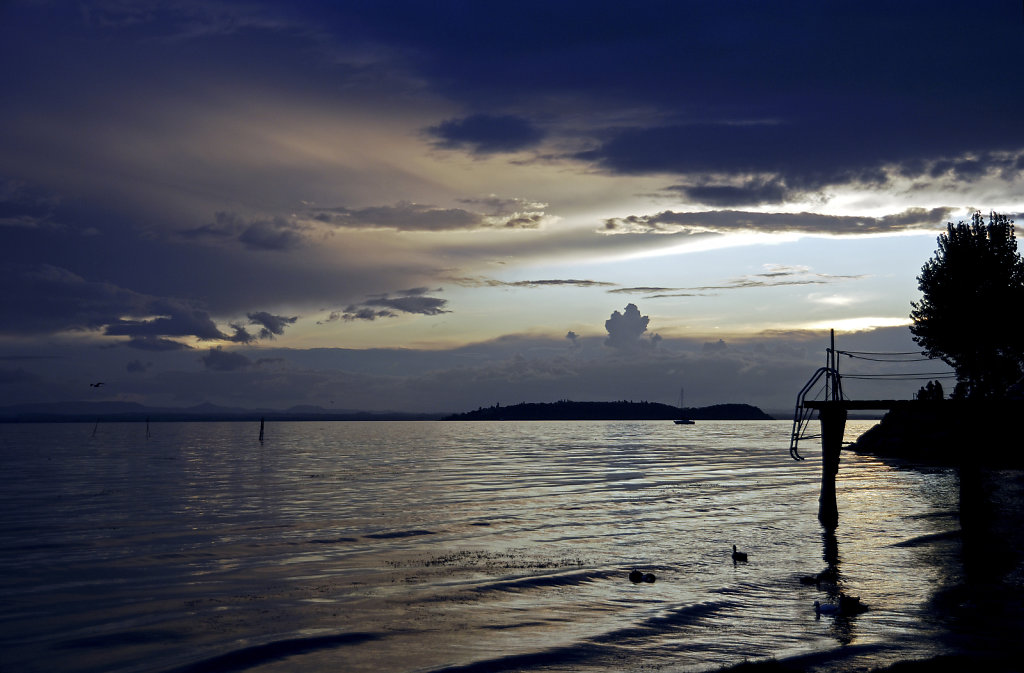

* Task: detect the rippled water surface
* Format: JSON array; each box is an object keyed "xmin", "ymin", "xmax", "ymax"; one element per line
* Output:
[{"xmin": 0, "ymin": 420, "xmax": 966, "ymax": 672}]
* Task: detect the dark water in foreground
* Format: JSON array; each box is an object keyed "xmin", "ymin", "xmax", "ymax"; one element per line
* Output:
[{"xmin": 0, "ymin": 420, "xmax": 1017, "ymax": 672}]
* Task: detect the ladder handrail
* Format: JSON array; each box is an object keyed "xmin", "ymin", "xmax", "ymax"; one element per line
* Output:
[{"xmin": 789, "ymin": 366, "xmax": 843, "ymax": 460}]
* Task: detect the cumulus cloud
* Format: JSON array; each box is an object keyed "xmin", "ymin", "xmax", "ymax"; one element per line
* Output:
[
  {"xmin": 703, "ymin": 339, "xmax": 728, "ymax": 353},
  {"xmin": 426, "ymin": 113, "xmax": 546, "ymax": 154},
  {"xmin": 604, "ymin": 303, "xmax": 659, "ymax": 353},
  {"xmin": 603, "ymin": 207, "xmax": 955, "ymax": 236}
]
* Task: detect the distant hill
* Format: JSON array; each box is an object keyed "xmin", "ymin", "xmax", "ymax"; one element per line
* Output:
[
  {"xmin": 442, "ymin": 400, "xmax": 773, "ymax": 421},
  {"xmin": 0, "ymin": 400, "xmax": 443, "ymax": 422},
  {"xmin": 0, "ymin": 399, "xmax": 773, "ymax": 423}
]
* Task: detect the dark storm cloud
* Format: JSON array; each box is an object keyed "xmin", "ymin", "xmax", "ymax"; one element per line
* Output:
[
  {"xmin": 0, "ymin": 264, "xmax": 295, "ymax": 348},
  {"xmin": 246, "ymin": 312, "xmax": 298, "ymax": 339},
  {"xmin": 182, "ymin": 212, "xmax": 309, "ymax": 251},
  {"xmin": 603, "ymin": 207, "xmax": 955, "ymax": 236},
  {"xmin": 321, "ymin": 1, "xmax": 1023, "ymax": 190},
  {"xmin": 104, "ymin": 299, "xmax": 234, "ymax": 341},
  {"xmin": 126, "ymin": 360, "xmax": 151, "ymax": 373},
  {"xmin": 323, "ymin": 287, "xmax": 450, "ymax": 323},
  {"xmin": 202, "ymin": 347, "xmax": 252, "ymax": 371},
  {"xmin": 363, "ymin": 295, "xmax": 449, "ymax": 316},
  {"xmin": 0, "ymin": 367, "xmax": 38, "ymax": 385},
  {"xmin": 121, "ymin": 337, "xmax": 194, "ymax": 352},
  {"xmin": 311, "ymin": 200, "xmax": 547, "ymax": 232},
  {"xmin": 0, "ymin": 176, "xmax": 62, "ymax": 230},
  {"xmin": 0, "ymin": 264, "xmax": 155, "ymax": 335},
  {"xmin": 449, "ymin": 276, "xmax": 616, "ymax": 289},
  {"xmin": 426, "ymin": 114, "xmax": 546, "ymax": 154},
  {"xmin": 666, "ymin": 178, "xmax": 794, "ymax": 207}
]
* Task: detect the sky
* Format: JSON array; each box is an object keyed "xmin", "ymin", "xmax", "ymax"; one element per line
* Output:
[{"xmin": 2, "ymin": 0, "xmax": 1022, "ymax": 415}]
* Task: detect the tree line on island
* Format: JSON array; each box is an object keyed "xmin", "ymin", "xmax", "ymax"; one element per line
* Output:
[{"xmin": 443, "ymin": 400, "xmax": 773, "ymax": 421}]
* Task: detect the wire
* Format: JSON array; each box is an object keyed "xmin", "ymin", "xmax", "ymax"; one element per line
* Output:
[
  {"xmin": 842, "ymin": 373, "xmax": 956, "ymax": 380},
  {"xmin": 841, "ymin": 354, "xmax": 934, "ymax": 362},
  {"xmin": 836, "ymin": 350, "xmax": 927, "ymax": 356}
]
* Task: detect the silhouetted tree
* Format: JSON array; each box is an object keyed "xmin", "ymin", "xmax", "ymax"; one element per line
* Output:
[{"xmin": 910, "ymin": 212, "xmax": 1024, "ymax": 399}]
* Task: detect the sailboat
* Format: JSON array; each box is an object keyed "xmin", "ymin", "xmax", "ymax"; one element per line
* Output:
[{"xmin": 674, "ymin": 387, "xmax": 695, "ymax": 425}]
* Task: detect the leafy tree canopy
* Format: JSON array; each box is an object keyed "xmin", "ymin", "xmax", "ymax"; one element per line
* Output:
[{"xmin": 910, "ymin": 212, "xmax": 1024, "ymax": 399}]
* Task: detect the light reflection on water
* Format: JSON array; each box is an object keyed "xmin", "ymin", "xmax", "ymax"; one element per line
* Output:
[{"xmin": 0, "ymin": 420, "xmax": 966, "ymax": 673}]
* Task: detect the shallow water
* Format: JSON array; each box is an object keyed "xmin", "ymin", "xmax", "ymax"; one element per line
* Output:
[{"xmin": 0, "ymin": 420, "xmax": 968, "ymax": 672}]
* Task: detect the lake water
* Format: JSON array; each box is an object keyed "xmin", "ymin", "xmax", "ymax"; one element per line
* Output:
[{"xmin": 0, "ymin": 420, "xmax": 976, "ymax": 672}]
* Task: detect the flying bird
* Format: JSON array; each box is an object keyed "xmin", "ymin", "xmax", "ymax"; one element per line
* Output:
[{"xmin": 89, "ymin": 382, "xmax": 105, "ymax": 387}]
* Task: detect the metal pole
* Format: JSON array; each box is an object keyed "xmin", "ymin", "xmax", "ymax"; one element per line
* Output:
[{"xmin": 829, "ymin": 328, "xmax": 837, "ymax": 401}]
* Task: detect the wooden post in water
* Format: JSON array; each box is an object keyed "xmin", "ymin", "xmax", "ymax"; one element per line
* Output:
[
  {"xmin": 817, "ymin": 403, "xmax": 846, "ymax": 529},
  {"xmin": 818, "ymin": 329, "xmax": 846, "ymax": 529},
  {"xmin": 259, "ymin": 416, "xmax": 265, "ymax": 442}
]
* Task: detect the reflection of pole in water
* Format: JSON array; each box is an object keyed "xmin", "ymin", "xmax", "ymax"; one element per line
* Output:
[
  {"xmin": 146, "ymin": 417, "xmax": 151, "ymax": 440},
  {"xmin": 818, "ymin": 527, "xmax": 860, "ymax": 645},
  {"xmin": 92, "ymin": 418, "xmax": 99, "ymax": 437}
]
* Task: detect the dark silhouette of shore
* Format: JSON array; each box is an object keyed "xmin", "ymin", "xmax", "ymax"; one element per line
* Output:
[
  {"xmin": 442, "ymin": 400, "xmax": 773, "ymax": 421},
  {"xmin": 850, "ymin": 400, "xmax": 1024, "ymax": 468}
]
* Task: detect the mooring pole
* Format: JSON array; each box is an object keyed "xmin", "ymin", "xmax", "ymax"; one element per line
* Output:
[
  {"xmin": 259, "ymin": 416, "xmax": 265, "ymax": 442},
  {"xmin": 829, "ymin": 329, "xmax": 838, "ymax": 401},
  {"xmin": 817, "ymin": 402, "xmax": 846, "ymax": 528}
]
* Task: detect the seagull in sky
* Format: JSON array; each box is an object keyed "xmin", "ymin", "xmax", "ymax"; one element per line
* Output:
[{"xmin": 89, "ymin": 382, "xmax": 105, "ymax": 387}]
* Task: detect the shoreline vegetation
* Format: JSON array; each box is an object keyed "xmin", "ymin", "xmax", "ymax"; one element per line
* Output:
[
  {"xmin": 442, "ymin": 400, "xmax": 773, "ymax": 421},
  {"xmin": 849, "ymin": 399, "xmax": 1024, "ymax": 468}
]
